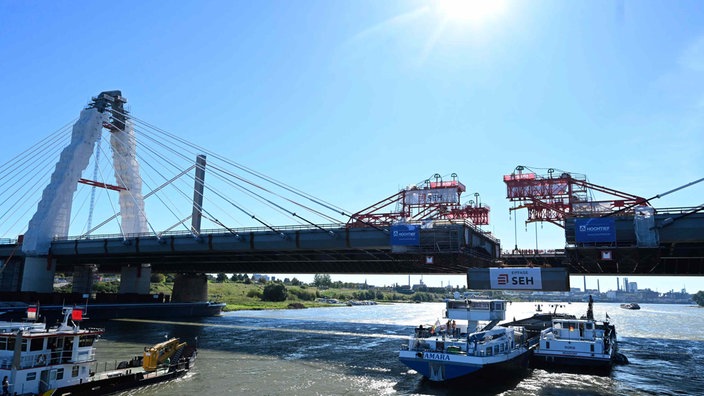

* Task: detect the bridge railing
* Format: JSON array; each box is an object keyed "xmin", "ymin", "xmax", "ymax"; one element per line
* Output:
[{"xmin": 55, "ymin": 223, "xmax": 350, "ymax": 241}]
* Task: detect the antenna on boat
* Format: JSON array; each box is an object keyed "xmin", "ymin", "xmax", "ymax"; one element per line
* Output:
[{"xmin": 587, "ymin": 295, "xmax": 594, "ymax": 320}]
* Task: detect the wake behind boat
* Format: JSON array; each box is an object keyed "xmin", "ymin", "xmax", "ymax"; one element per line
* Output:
[
  {"xmin": 0, "ymin": 307, "xmax": 196, "ymax": 395},
  {"xmin": 399, "ymin": 299, "xmax": 532, "ymax": 383}
]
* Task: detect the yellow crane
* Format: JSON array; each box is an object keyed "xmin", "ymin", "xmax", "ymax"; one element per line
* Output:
[{"xmin": 142, "ymin": 338, "xmax": 187, "ymax": 371}]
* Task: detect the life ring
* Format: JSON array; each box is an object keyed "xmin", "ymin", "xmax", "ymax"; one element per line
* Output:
[{"xmin": 36, "ymin": 354, "xmax": 46, "ymax": 365}]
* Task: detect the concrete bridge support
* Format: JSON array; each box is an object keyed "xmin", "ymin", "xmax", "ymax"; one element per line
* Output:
[
  {"xmin": 118, "ymin": 264, "xmax": 151, "ymax": 294},
  {"xmin": 72, "ymin": 264, "xmax": 97, "ymax": 295},
  {"xmin": 0, "ymin": 258, "xmax": 23, "ymax": 292},
  {"xmin": 172, "ymin": 273, "xmax": 208, "ymax": 302},
  {"xmin": 20, "ymin": 256, "xmax": 56, "ymax": 293}
]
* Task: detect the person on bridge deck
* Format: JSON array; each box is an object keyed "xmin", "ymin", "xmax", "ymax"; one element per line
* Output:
[{"xmin": 2, "ymin": 375, "xmax": 9, "ymax": 396}]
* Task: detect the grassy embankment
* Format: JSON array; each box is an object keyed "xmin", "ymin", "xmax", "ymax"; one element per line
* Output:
[{"xmin": 149, "ymin": 281, "xmax": 445, "ymax": 311}]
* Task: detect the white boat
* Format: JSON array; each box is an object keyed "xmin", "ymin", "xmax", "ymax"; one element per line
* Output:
[
  {"xmin": 532, "ymin": 296, "xmax": 624, "ymax": 373},
  {"xmin": 0, "ymin": 307, "xmax": 196, "ymax": 395},
  {"xmin": 399, "ymin": 299, "xmax": 531, "ymax": 383}
]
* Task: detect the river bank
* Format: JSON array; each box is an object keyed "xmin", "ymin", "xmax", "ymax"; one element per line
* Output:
[{"xmin": 149, "ymin": 280, "xmax": 447, "ymax": 312}]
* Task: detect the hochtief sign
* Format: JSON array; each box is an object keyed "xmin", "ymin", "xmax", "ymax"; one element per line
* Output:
[
  {"xmin": 468, "ymin": 267, "xmax": 570, "ymax": 291},
  {"xmin": 390, "ymin": 224, "xmax": 420, "ymax": 246},
  {"xmin": 575, "ymin": 217, "xmax": 616, "ymax": 243}
]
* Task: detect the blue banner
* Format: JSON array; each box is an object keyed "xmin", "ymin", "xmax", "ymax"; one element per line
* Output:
[
  {"xmin": 575, "ymin": 217, "xmax": 616, "ymax": 243},
  {"xmin": 390, "ymin": 224, "xmax": 420, "ymax": 246}
]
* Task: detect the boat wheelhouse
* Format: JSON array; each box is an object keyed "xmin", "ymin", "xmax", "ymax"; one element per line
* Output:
[
  {"xmin": 532, "ymin": 296, "xmax": 622, "ymax": 373},
  {"xmin": 0, "ymin": 307, "xmax": 101, "ymax": 395}
]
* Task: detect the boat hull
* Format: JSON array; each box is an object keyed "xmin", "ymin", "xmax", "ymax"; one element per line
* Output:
[
  {"xmin": 0, "ymin": 301, "xmax": 224, "ymax": 322},
  {"xmin": 531, "ymin": 352, "xmax": 613, "ymax": 374},
  {"xmin": 399, "ymin": 349, "xmax": 530, "ymax": 382},
  {"xmin": 48, "ymin": 358, "xmax": 194, "ymax": 395}
]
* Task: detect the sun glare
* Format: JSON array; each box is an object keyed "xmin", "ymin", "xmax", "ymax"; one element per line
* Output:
[{"xmin": 437, "ymin": 0, "xmax": 507, "ymax": 23}]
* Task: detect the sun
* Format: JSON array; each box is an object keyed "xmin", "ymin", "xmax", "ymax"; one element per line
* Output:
[{"xmin": 436, "ymin": 0, "xmax": 507, "ymax": 23}]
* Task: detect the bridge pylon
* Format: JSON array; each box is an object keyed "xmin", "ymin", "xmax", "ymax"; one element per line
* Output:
[{"xmin": 17, "ymin": 90, "xmax": 151, "ymax": 294}]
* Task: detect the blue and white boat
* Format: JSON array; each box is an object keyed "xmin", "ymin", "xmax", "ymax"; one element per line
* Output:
[{"xmin": 399, "ymin": 299, "xmax": 531, "ymax": 383}]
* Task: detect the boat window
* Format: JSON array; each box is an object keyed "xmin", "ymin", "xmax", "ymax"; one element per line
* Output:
[
  {"xmin": 26, "ymin": 372, "xmax": 36, "ymax": 381},
  {"xmin": 0, "ymin": 337, "xmax": 5, "ymax": 350},
  {"xmin": 30, "ymin": 338, "xmax": 44, "ymax": 351},
  {"xmin": 56, "ymin": 368, "xmax": 64, "ymax": 380},
  {"xmin": 21, "ymin": 339, "xmax": 27, "ymax": 351},
  {"xmin": 486, "ymin": 347, "xmax": 493, "ymax": 356},
  {"xmin": 72, "ymin": 365, "xmax": 79, "ymax": 377},
  {"xmin": 6, "ymin": 338, "xmax": 14, "ymax": 351},
  {"xmin": 494, "ymin": 345, "xmax": 499, "ymax": 355},
  {"xmin": 471, "ymin": 301, "xmax": 490, "ymax": 310},
  {"xmin": 79, "ymin": 335, "xmax": 96, "ymax": 347},
  {"xmin": 546, "ymin": 341, "xmax": 550, "ymax": 349}
]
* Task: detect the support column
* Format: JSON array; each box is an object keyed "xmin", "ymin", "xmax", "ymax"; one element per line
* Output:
[
  {"xmin": 172, "ymin": 273, "xmax": 208, "ymax": 302},
  {"xmin": 118, "ymin": 264, "xmax": 151, "ymax": 294},
  {"xmin": 191, "ymin": 154, "xmax": 207, "ymax": 235},
  {"xmin": 72, "ymin": 264, "xmax": 97, "ymax": 295},
  {"xmin": 0, "ymin": 258, "xmax": 23, "ymax": 292},
  {"xmin": 20, "ymin": 256, "xmax": 56, "ymax": 293}
]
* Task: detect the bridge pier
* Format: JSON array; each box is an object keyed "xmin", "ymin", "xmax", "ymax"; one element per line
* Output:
[
  {"xmin": 72, "ymin": 264, "xmax": 97, "ymax": 295},
  {"xmin": 118, "ymin": 264, "xmax": 151, "ymax": 294},
  {"xmin": 0, "ymin": 257, "xmax": 23, "ymax": 292},
  {"xmin": 172, "ymin": 273, "xmax": 208, "ymax": 302},
  {"xmin": 20, "ymin": 256, "xmax": 56, "ymax": 293}
]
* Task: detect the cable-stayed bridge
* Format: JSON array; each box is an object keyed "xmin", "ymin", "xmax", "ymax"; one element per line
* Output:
[
  {"xmin": 1, "ymin": 91, "xmax": 703, "ymax": 303},
  {"xmin": 0, "ymin": 91, "xmax": 499, "ymax": 300}
]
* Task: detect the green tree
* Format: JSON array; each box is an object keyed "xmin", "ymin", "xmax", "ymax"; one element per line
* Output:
[
  {"xmin": 291, "ymin": 277, "xmax": 302, "ymax": 286},
  {"xmin": 693, "ymin": 291, "xmax": 704, "ymax": 306},
  {"xmin": 314, "ymin": 274, "xmax": 332, "ymax": 288},
  {"xmin": 216, "ymin": 273, "xmax": 229, "ymax": 283},
  {"xmin": 262, "ymin": 283, "xmax": 288, "ymax": 302},
  {"xmin": 150, "ymin": 273, "xmax": 165, "ymax": 283}
]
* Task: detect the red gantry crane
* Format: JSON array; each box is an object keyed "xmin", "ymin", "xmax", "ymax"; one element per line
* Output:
[
  {"xmin": 504, "ymin": 166, "xmax": 649, "ymax": 228},
  {"xmin": 347, "ymin": 173, "xmax": 490, "ymax": 228}
]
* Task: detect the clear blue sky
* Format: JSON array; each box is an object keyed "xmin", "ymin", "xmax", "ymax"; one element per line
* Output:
[{"xmin": 1, "ymin": 1, "xmax": 703, "ymax": 292}]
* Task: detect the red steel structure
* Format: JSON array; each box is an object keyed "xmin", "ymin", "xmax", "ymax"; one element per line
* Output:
[
  {"xmin": 504, "ymin": 166, "xmax": 648, "ymax": 228},
  {"xmin": 347, "ymin": 173, "xmax": 490, "ymax": 228}
]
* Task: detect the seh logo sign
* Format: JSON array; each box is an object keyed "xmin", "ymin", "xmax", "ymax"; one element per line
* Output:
[{"xmin": 489, "ymin": 268, "xmax": 543, "ymax": 290}]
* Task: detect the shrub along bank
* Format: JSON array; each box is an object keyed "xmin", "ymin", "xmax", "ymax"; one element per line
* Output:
[{"xmin": 147, "ymin": 279, "xmax": 448, "ymax": 311}]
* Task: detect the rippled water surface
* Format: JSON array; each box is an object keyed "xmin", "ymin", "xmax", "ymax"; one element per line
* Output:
[{"xmin": 90, "ymin": 302, "xmax": 703, "ymax": 395}]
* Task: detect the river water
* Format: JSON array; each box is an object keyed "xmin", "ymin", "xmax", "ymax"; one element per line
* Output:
[{"xmin": 90, "ymin": 302, "xmax": 704, "ymax": 395}]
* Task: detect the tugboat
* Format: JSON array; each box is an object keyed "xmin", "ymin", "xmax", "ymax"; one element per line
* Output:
[
  {"xmin": 399, "ymin": 299, "xmax": 532, "ymax": 383},
  {"xmin": 531, "ymin": 295, "xmax": 626, "ymax": 374},
  {"xmin": 620, "ymin": 303, "xmax": 641, "ymax": 310},
  {"xmin": 0, "ymin": 307, "xmax": 196, "ymax": 395}
]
